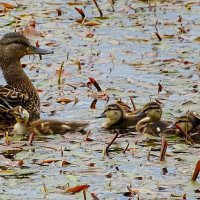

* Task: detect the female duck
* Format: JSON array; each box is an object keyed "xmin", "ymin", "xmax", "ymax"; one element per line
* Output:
[
  {"xmin": 97, "ymin": 103, "xmax": 142, "ymax": 129},
  {"xmin": 0, "ymin": 32, "xmax": 52, "ymax": 122},
  {"xmin": 12, "ymin": 106, "xmax": 88, "ymax": 135},
  {"xmin": 135, "ymin": 102, "xmax": 172, "ymax": 136}
]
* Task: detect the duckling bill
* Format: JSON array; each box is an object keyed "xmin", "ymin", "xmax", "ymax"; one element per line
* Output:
[{"xmin": 12, "ymin": 106, "xmax": 88, "ymax": 135}]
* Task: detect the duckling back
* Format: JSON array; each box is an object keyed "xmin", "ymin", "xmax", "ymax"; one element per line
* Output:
[{"xmin": 30, "ymin": 120, "xmax": 88, "ymax": 135}]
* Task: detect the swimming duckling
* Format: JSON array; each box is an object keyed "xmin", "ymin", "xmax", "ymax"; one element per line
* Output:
[
  {"xmin": 97, "ymin": 103, "xmax": 142, "ymax": 129},
  {"xmin": 136, "ymin": 102, "xmax": 172, "ymax": 136},
  {"xmin": 170, "ymin": 111, "xmax": 200, "ymax": 142},
  {"xmin": 12, "ymin": 106, "xmax": 88, "ymax": 135}
]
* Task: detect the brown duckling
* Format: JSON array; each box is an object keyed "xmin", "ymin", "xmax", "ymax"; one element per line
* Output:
[
  {"xmin": 135, "ymin": 102, "xmax": 172, "ymax": 136},
  {"xmin": 97, "ymin": 103, "xmax": 143, "ymax": 129},
  {"xmin": 170, "ymin": 111, "xmax": 200, "ymax": 142},
  {"xmin": 0, "ymin": 32, "xmax": 53, "ymax": 122},
  {"xmin": 12, "ymin": 106, "xmax": 88, "ymax": 135}
]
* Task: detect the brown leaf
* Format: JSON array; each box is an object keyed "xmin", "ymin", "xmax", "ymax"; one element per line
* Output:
[
  {"xmin": 160, "ymin": 137, "xmax": 167, "ymax": 161},
  {"xmin": 41, "ymin": 159, "xmax": 60, "ymax": 164},
  {"xmin": 105, "ymin": 172, "xmax": 112, "ymax": 178},
  {"xmin": 56, "ymin": 9, "xmax": 62, "ymax": 16},
  {"xmin": 84, "ymin": 21, "xmax": 101, "ymax": 26},
  {"xmin": 65, "ymin": 184, "xmax": 90, "ymax": 194},
  {"xmin": 158, "ymin": 81, "xmax": 163, "ymax": 94},
  {"xmin": 46, "ymin": 42, "xmax": 60, "ymax": 47},
  {"xmin": 75, "ymin": 7, "xmax": 85, "ymax": 20},
  {"xmin": 0, "ymin": 3, "xmax": 15, "ymax": 9},
  {"xmin": 89, "ymin": 77, "xmax": 102, "ymax": 91},
  {"xmin": 67, "ymin": 2, "xmax": 84, "ymax": 6},
  {"xmin": 56, "ymin": 98, "xmax": 74, "ymax": 104},
  {"xmin": 90, "ymin": 99, "xmax": 97, "ymax": 109}
]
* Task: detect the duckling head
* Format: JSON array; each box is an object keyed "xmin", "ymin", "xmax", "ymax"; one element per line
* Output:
[
  {"xmin": 169, "ymin": 114, "xmax": 196, "ymax": 133},
  {"xmin": 0, "ymin": 32, "xmax": 53, "ymax": 66},
  {"xmin": 136, "ymin": 102, "xmax": 162, "ymax": 132},
  {"xmin": 97, "ymin": 103, "xmax": 124, "ymax": 128},
  {"xmin": 12, "ymin": 105, "xmax": 29, "ymax": 124},
  {"xmin": 137, "ymin": 102, "xmax": 162, "ymax": 121}
]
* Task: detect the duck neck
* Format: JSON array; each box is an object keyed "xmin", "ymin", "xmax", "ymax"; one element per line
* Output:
[
  {"xmin": 1, "ymin": 60, "xmax": 38, "ymax": 98},
  {"xmin": 102, "ymin": 118, "xmax": 119, "ymax": 128},
  {"xmin": 136, "ymin": 117, "xmax": 151, "ymax": 133}
]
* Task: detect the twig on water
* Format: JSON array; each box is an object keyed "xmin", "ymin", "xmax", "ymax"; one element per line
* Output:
[
  {"xmin": 105, "ymin": 130, "xmax": 120, "ymax": 156},
  {"xmin": 159, "ymin": 136, "xmax": 167, "ymax": 161},
  {"xmin": 123, "ymin": 143, "xmax": 129, "ymax": 154},
  {"xmin": 129, "ymin": 96, "xmax": 137, "ymax": 111},
  {"xmin": 93, "ymin": 0, "xmax": 103, "ymax": 17},
  {"xmin": 58, "ymin": 61, "xmax": 64, "ymax": 85}
]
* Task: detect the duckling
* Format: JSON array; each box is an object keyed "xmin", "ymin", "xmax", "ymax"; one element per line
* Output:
[
  {"xmin": 0, "ymin": 32, "xmax": 53, "ymax": 122},
  {"xmin": 135, "ymin": 102, "xmax": 172, "ymax": 136},
  {"xmin": 12, "ymin": 106, "xmax": 88, "ymax": 135},
  {"xmin": 170, "ymin": 111, "xmax": 200, "ymax": 142},
  {"xmin": 97, "ymin": 103, "xmax": 143, "ymax": 129}
]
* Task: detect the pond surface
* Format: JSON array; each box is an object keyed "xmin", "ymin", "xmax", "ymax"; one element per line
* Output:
[{"xmin": 0, "ymin": 0, "xmax": 200, "ymax": 199}]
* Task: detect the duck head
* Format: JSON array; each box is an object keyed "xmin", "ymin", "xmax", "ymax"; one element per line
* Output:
[
  {"xmin": 169, "ymin": 112, "xmax": 198, "ymax": 133},
  {"xmin": 97, "ymin": 103, "xmax": 124, "ymax": 128},
  {"xmin": 136, "ymin": 102, "xmax": 162, "ymax": 132},
  {"xmin": 0, "ymin": 32, "xmax": 53, "ymax": 66},
  {"xmin": 136, "ymin": 102, "xmax": 162, "ymax": 122}
]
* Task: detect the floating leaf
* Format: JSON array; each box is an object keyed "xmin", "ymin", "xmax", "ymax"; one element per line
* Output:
[{"xmin": 65, "ymin": 184, "xmax": 90, "ymax": 194}]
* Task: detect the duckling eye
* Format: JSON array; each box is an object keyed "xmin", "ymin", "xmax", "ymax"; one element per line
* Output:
[{"xmin": 177, "ymin": 120, "xmax": 190, "ymax": 124}]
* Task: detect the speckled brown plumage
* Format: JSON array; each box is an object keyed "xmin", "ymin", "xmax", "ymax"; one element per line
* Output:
[{"xmin": 0, "ymin": 32, "xmax": 52, "ymax": 122}]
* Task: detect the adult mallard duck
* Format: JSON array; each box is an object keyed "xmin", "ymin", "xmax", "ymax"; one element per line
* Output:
[
  {"xmin": 97, "ymin": 103, "xmax": 142, "ymax": 129},
  {"xmin": 169, "ymin": 111, "xmax": 200, "ymax": 142},
  {"xmin": 135, "ymin": 102, "xmax": 173, "ymax": 136},
  {"xmin": 12, "ymin": 106, "xmax": 88, "ymax": 135},
  {"xmin": 0, "ymin": 32, "xmax": 53, "ymax": 122}
]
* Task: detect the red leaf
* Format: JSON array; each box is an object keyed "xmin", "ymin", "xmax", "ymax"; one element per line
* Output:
[
  {"xmin": 192, "ymin": 160, "xmax": 200, "ymax": 181},
  {"xmin": 89, "ymin": 77, "xmax": 102, "ymax": 91},
  {"xmin": 66, "ymin": 184, "xmax": 90, "ymax": 194}
]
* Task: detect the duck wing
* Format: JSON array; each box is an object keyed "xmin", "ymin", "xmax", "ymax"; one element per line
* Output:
[
  {"xmin": 0, "ymin": 85, "xmax": 29, "ymax": 104},
  {"xmin": 0, "ymin": 85, "xmax": 29, "ymax": 119}
]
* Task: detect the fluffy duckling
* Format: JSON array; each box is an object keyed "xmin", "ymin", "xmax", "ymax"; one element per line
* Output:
[
  {"xmin": 12, "ymin": 106, "xmax": 88, "ymax": 135},
  {"xmin": 136, "ymin": 102, "xmax": 172, "ymax": 136},
  {"xmin": 170, "ymin": 111, "xmax": 200, "ymax": 142},
  {"xmin": 97, "ymin": 103, "xmax": 143, "ymax": 129}
]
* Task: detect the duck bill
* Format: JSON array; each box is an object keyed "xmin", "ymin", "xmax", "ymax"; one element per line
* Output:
[
  {"xmin": 167, "ymin": 124, "xmax": 176, "ymax": 129},
  {"xmin": 134, "ymin": 110, "xmax": 146, "ymax": 118},
  {"xmin": 28, "ymin": 45, "xmax": 54, "ymax": 55},
  {"xmin": 96, "ymin": 112, "xmax": 106, "ymax": 118}
]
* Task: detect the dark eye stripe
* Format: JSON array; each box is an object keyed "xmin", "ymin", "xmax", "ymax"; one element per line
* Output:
[
  {"xmin": 176, "ymin": 120, "xmax": 190, "ymax": 124},
  {"xmin": 144, "ymin": 105, "xmax": 160, "ymax": 112},
  {"xmin": 106, "ymin": 107, "xmax": 118, "ymax": 111}
]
